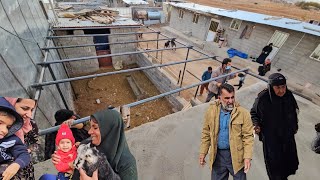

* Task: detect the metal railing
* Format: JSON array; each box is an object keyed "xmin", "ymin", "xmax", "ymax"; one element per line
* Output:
[{"xmin": 38, "ymin": 68, "xmax": 248, "ymax": 135}]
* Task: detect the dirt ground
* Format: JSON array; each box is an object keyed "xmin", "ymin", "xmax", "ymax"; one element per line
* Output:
[
  {"xmin": 187, "ymin": 0, "xmax": 320, "ymax": 21},
  {"xmin": 71, "ymin": 65, "xmax": 173, "ymax": 129}
]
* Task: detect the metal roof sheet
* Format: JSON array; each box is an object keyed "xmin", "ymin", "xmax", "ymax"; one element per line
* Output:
[
  {"xmin": 168, "ymin": 2, "xmax": 320, "ymax": 37},
  {"xmin": 122, "ymin": 0, "xmax": 148, "ymax": 5}
]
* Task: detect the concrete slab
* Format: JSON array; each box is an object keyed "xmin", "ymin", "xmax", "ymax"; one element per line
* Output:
[
  {"xmin": 34, "ymin": 82, "xmax": 320, "ymax": 179},
  {"xmin": 126, "ymin": 82, "xmax": 320, "ymax": 180}
]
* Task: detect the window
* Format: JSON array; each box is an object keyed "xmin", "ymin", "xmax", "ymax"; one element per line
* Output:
[
  {"xmin": 178, "ymin": 9, "xmax": 184, "ymax": 19},
  {"xmin": 192, "ymin": 13, "xmax": 199, "ymax": 24},
  {"xmin": 229, "ymin": 19, "xmax": 242, "ymax": 30},
  {"xmin": 310, "ymin": 44, "xmax": 320, "ymax": 61}
]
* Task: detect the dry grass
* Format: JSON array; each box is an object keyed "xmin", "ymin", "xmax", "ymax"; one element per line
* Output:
[{"xmin": 187, "ymin": 0, "xmax": 320, "ymax": 21}]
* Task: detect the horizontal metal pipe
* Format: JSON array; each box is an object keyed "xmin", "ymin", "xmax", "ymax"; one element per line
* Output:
[
  {"xmin": 186, "ymin": 70, "xmax": 201, "ymax": 81},
  {"xmin": 39, "ymin": 68, "xmax": 247, "ymax": 135},
  {"xmin": 39, "ymin": 116, "xmax": 90, "ymax": 135},
  {"xmin": 124, "ymin": 68, "xmax": 249, "ymax": 108},
  {"xmin": 47, "ymin": 31, "xmax": 159, "ymax": 39},
  {"xmin": 37, "ymin": 46, "xmax": 190, "ymax": 65},
  {"xmin": 51, "ymin": 25, "xmax": 143, "ymax": 31},
  {"xmin": 42, "ymin": 38, "xmax": 173, "ymax": 50},
  {"xmin": 32, "ymin": 55, "xmax": 216, "ymax": 88}
]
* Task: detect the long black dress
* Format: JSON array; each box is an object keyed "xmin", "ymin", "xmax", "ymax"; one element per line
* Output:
[
  {"xmin": 251, "ymin": 89, "xmax": 299, "ymax": 179},
  {"xmin": 257, "ymin": 45, "xmax": 273, "ymax": 64}
]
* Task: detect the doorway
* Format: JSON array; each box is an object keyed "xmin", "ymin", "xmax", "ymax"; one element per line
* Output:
[
  {"xmin": 206, "ymin": 19, "xmax": 220, "ymax": 42},
  {"xmin": 267, "ymin": 30, "xmax": 289, "ymax": 61}
]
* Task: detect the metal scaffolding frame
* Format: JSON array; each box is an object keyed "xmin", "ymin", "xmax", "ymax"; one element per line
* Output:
[
  {"xmin": 36, "ymin": 26, "xmax": 310, "ymax": 134},
  {"xmin": 46, "ymin": 31, "xmax": 160, "ymax": 39},
  {"xmin": 37, "ymin": 46, "xmax": 189, "ymax": 66},
  {"xmin": 42, "ymin": 38, "xmax": 173, "ymax": 50},
  {"xmin": 39, "ymin": 69, "xmax": 248, "ymax": 135}
]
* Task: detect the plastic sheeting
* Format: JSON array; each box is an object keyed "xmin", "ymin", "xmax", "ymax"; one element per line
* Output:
[{"xmin": 227, "ymin": 48, "xmax": 248, "ymax": 59}]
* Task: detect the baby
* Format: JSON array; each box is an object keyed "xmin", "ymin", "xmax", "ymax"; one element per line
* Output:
[
  {"xmin": 0, "ymin": 97, "xmax": 30, "ymax": 180},
  {"xmin": 55, "ymin": 124, "xmax": 77, "ymax": 180}
]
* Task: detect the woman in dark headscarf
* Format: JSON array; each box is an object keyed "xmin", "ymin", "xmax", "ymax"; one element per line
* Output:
[
  {"xmin": 251, "ymin": 73, "xmax": 299, "ymax": 180},
  {"xmin": 256, "ymin": 43, "xmax": 273, "ymax": 64},
  {"xmin": 41, "ymin": 109, "xmax": 138, "ymax": 180}
]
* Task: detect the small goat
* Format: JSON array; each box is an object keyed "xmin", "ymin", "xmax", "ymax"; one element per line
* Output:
[{"xmin": 74, "ymin": 143, "xmax": 120, "ymax": 180}]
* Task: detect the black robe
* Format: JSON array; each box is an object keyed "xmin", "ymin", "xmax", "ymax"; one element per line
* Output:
[
  {"xmin": 251, "ymin": 88, "xmax": 299, "ymax": 178},
  {"xmin": 257, "ymin": 45, "xmax": 273, "ymax": 64}
]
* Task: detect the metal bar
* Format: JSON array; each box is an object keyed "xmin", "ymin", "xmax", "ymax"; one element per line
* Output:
[
  {"xmin": 47, "ymin": 65, "xmax": 69, "ymax": 110},
  {"xmin": 194, "ymin": 86, "xmax": 200, "ymax": 99},
  {"xmin": 39, "ymin": 116, "xmax": 90, "ymax": 135},
  {"xmin": 37, "ymin": 46, "xmax": 190, "ymax": 66},
  {"xmin": 156, "ymin": 32, "xmax": 159, "ymax": 58},
  {"xmin": 51, "ymin": 26, "xmax": 143, "ymax": 31},
  {"xmin": 186, "ymin": 70, "xmax": 201, "ymax": 81},
  {"xmin": 180, "ymin": 47, "xmax": 191, "ymax": 88},
  {"xmin": 47, "ymin": 31, "xmax": 159, "ymax": 39},
  {"xmin": 177, "ymin": 70, "xmax": 181, "ymax": 85},
  {"xmin": 31, "ymin": 56, "xmax": 216, "ymax": 88},
  {"xmin": 32, "ymin": 29, "xmax": 53, "ymax": 120},
  {"xmin": 42, "ymin": 38, "xmax": 173, "ymax": 50},
  {"xmin": 39, "ymin": 68, "xmax": 248, "ymax": 135},
  {"xmin": 124, "ymin": 69, "xmax": 249, "ymax": 108}
]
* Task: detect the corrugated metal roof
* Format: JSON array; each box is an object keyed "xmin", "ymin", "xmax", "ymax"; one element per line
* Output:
[
  {"xmin": 168, "ymin": 2, "xmax": 320, "ymax": 37},
  {"xmin": 122, "ymin": 0, "xmax": 148, "ymax": 5}
]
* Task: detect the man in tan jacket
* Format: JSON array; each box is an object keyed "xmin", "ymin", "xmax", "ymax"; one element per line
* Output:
[{"xmin": 199, "ymin": 83, "xmax": 254, "ymax": 180}]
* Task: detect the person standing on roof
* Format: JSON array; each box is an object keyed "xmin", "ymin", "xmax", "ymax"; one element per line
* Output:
[
  {"xmin": 205, "ymin": 58, "xmax": 237, "ymax": 102},
  {"xmin": 199, "ymin": 67, "xmax": 212, "ymax": 96},
  {"xmin": 256, "ymin": 43, "xmax": 273, "ymax": 64},
  {"xmin": 250, "ymin": 73, "xmax": 299, "ymax": 180},
  {"xmin": 199, "ymin": 83, "xmax": 254, "ymax": 180}
]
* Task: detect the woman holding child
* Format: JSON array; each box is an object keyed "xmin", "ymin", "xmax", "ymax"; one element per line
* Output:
[
  {"xmin": 41, "ymin": 108, "xmax": 138, "ymax": 180},
  {"xmin": 5, "ymin": 97, "xmax": 38, "ymax": 180}
]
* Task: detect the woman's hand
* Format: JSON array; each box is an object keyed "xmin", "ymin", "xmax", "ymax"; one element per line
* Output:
[
  {"xmin": 79, "ymin": 168, "xmax": 98, "ymax": 180},
  {"xmin": 2, "ymin": 163, "xmax": 20, "ymax": 180},
  {"xmin": 51, "ymin": 151, "xmax": 61, "ymax": 165}
]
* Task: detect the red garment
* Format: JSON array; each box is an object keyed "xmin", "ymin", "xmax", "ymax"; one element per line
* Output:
[
  {"xmin": 55, "ymin": 145, "xmax": 77, "ymax": 173},
  {"xmin": 56, "ymin": 124, "xmax": 75, "ymax": 145}
]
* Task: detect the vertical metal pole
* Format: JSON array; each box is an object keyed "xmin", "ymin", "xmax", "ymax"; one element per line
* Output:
[
  {"xmin": 194, "ymin": 86, "xmax": 200, "ymax": 99},
  {"xmin": 47, "ymin": 64, "xmax": 70, "ymax": 110},
  {"xmin": 160, "ymin": 51, "xmax": 163, "ymax": 66},
  {"xmin": 156, "ymin": 32, "xmax": 160, "ymax": 59},
  {"xmin": 177, "ymin": 70, "xmax": 181, "ymax": 85},
  {"xmin": 179, "ymin": 47, "xmax": 191, "ymax": 89}
]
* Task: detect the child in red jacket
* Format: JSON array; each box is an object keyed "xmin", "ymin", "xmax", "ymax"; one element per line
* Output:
[{"xmin": 55, "ymin": 124, "xmax": 77, "ymax": 180}]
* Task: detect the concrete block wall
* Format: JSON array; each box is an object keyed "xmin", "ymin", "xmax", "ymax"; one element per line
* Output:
[
  {"xmin": 135, "ymin": 53, "xmax": 187, "ymax": 110},
  {"xmin": 109, "ymin": 28, "xmax": 138, "ymax": 67},
  {"xmin": 54, "ymin": 30, "xmax": 99, "ymax": 77},
  {"xmin": 0, "ymin": 0, "xmax": 74, "ymax": 129},
  {"xmin": 169, "ymin": 7, "xmax": 210, "ymax": 41}
]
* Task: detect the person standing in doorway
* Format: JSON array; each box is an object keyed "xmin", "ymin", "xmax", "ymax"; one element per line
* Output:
[
  {"xmin": 199, "ymin": 83, "xmax": 254, "ymax": 180},
  {"xmin": 256, "ymin": 43, "xmax": 273, "ymax": 64},
  {"xmin": 199, "ymin": 67, "xmax": 212, "ymax": 96},
  {"xmin": 206, "ymin": 58, "xmax": 237, "ymax": 102},
  {"xmin": 251, "ymin": 73, "xmax": 299, "ymax": 180}
]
